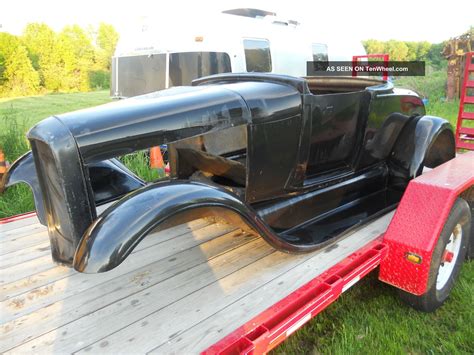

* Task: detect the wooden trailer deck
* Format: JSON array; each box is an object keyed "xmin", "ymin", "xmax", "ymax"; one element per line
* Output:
[{"xmin": 0, "ymin": 211, "xmax": 394, "ymax": 354}]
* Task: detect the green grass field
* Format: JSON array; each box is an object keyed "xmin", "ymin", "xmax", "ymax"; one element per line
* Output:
[
  {"xmin": 0, "ymin": 91, "xmax": 114, "ymax": 218},
  {"xmin": 0, "ymin": 90, "xmax": 166, "ymax": 217},
  {"xmin": 0, "ymin": 84, "xmax": 472, "ymax": 354}
]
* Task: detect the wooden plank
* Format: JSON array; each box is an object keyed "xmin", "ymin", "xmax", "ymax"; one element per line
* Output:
[
  {"xmin": 3, "ymin": 237, "xmax": 272, "ymax": 353},
  {"xmin": 0, "ymin": 218, "xmax": 214, "ymax": 288},
  {"xmin": 0, "ymin": 223, "xmax": 46, "ymax": 242},
  {"xmin": 80, "ymin": 212, "xmax": 394, "ymax": 354},
  {"xmin": 0, "ymin": 255, "xmax": 55, "ymax": 285},
  {"xmin": 0, "ymin": 206, "xmax": 394, "ymax": 354},
  {"xmin": 1, "ymin": 224, "xmax": 242, "ymax": 323},
  {"xmin": 74, "ymin": 249, "xmax": 308, "ymax": 354},
  {"xmin": 0, "ymin": 230, "xmax": 49, "ymax": 256},
  {"xmin": 0, "ymin": 201, "xmax": 115, "ymax": 244},
  {"xmin": 157, "ymin": 213, "xmax": 394, "ymax": 353},
  {"xmin": 0, "ymin": 220, "xmax": 229, "ymax": 304},
  {"xmin": 0, "ymin": 241, "xmax": 50, "ymax": 269},
  {"xmin": 0, "ymin": 215, "xmax": 38, "ymax": 233},
  {"xmin": 1, "ymin": 228, "xmax": 253, "ymax": 351},
  {"xmin": 0, "ymin": 215, "xmax": 212, "ymax": 256},
  {"xmin": 0, "ymin": 217, "xmax": 213, "ymax": 272},
  {"xmin": 0, "ymin": 219, "xmax": 214, "ymax": 302}
]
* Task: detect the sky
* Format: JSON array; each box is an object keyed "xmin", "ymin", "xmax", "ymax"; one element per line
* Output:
[{"xmin": 1, "ymin": 0, "xmax": 473, "ymax": 43}]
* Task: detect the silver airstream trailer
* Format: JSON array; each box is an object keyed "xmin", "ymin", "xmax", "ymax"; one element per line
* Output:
[{"xmin": 111, "ymin": 8, "xmax": 366, "ymax": 98}]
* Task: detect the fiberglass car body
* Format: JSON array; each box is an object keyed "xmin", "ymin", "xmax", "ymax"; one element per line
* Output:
[{"xmin": 2, "ymin": 73, "xmax": 455, "ymax": 273}]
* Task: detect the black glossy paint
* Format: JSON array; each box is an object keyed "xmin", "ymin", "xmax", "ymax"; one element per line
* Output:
[
  {"xmin": 88, "ymin": 159, "xmax": 146, "ymax": 204},
  {"xmin": 2, "ymin": 151, "xmax": 146, "ymax": 226},
  {"xmin": 75, "ymin": 181, "xmax": 286, "ymax": 272},
  {"xmin": 1, "ymin": 151, "xmax": 46, "ymax": 224},
  {"xmin": 2, "ymin": 73, "xmax": 455, "ymax": 272},
  {"xmin": 389, "ymin": 115, "xmax": 455, "ymax": 189},
  {"xmin": 2, "ymin": 149, "xmax": 145, "ymax": 265}
]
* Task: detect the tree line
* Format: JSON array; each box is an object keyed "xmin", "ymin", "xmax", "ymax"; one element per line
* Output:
[
  {"xmin": 0, "ymin": 23, "xmax": 119, "ymax": 97},
  {"xmin": 362, "ymin": 39, "xmax": 446, "ymax": 68},
  {"xmin": 0, "ymin": 25, "xmax": 453, "ymax": 98}
]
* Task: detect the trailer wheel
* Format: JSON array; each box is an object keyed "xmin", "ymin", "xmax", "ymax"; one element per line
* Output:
[
  {"xmin": 467, "ymin": 202, "xmax": 474, "ymax": 260},
  {"xmin": 398, "ymin": 198, "xmax": 471, "ymax": 312}
]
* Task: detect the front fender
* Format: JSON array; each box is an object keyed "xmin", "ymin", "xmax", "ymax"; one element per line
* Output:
[
  {"xmin": 389, "ymin": 115, "xmax": 455, "ymax": 189},
  {"xmin": 73, "ymin": 181, "xmax": 297, "ymax": 273},
  {"xmin": 1, "ymin": 150, "xmax": 145, "ymax": 227},
  {"xmin": 1, "ymin": 151, "xmax": 47, "ymax": 224}
]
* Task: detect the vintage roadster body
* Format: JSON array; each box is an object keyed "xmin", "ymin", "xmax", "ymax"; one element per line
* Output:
[{"xmin": 2, "ymin": 74, "xmax": 455, "ymax": 273}]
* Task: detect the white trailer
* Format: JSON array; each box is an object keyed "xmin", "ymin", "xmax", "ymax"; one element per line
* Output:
[{"xmin": 111, "ymin": 8, "xmax": 366, "ymax": 98}]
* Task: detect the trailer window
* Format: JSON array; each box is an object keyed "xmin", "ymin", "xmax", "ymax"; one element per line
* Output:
[
  {"xmin": 169, "ymin": 52, "xmax": 231, "ymax": 87},
  {"xmin": 243, "ymin": 39, "xmax": 272, "ymax": 72},
  {"xmin": 312, "ymin": 43, "xmax": 328, "ymax": 62}
]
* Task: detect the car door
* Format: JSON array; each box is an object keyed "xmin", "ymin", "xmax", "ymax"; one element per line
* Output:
[{"xmin": 304, "ymin": 91, "xmax": 370, "ymax": 179}]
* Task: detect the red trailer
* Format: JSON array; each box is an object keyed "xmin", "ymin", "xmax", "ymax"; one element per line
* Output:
[
  {"xmin": 204, "ymin": 153, "xmax": 474, "ymax": 354},
  {"xmin": 0, "ymin": 153, "xmax": 473, "ymax": 354}
]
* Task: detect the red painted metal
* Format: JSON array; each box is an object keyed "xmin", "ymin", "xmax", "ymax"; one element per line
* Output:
[
  {"xmin": 455, "ymin": 52, "xmax": 474, "ymax": 151},
  {"xmin": 379, "ymin": 152, "xmax": 474, "ymax": 295},
  {"xmin": 352, "ymin": 54, "xmax": 389, "ymax": 81},
  {"xmin": 461, "ymin": 111, "xmax": 474, "ymax": 120},
  {"xmin": 458, "ymin": 141, "xmax": 474, "ymax": 150},
  {"xmin": 0, "ymin": 211, "xmax": 36, "ymax": 224},
  {"xmin": 202, "ymin": 239, "xmax": 388, "ymax": 355},
  {"xmin": 442, "ymin": 251, "xmax": 454, "ymax": 263}
]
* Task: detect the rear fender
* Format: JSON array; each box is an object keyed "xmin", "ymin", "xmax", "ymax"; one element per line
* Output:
[
  {"xmin": 73, "ymin": 181, "xmax": 295, "ymax": 273},
  {"xmin": 389, "ymin": 115, "xmax": 455, "ymax": 189}
]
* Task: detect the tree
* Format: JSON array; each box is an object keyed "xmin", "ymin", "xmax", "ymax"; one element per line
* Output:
[
  {"xmin": 416, "ymin": 41, "xmax": 431, "ymax": 61},
  {"xmin": 96, "ymin": 23, "xmax": 119, "ymax": 71},
  {"xmin": 22, "ymin": 23, "xmax": 67, "ymax": 91},
  {"xmin": 362, "ymin": 39, "xmax": 385, "ymax": 55},
  {"xmin": 405, "ymin": 42, "xmax": 418, "ymax": 61},
  {"xmin": 3, "ymin": 44, "xmax": 40, "ymax": 96},
  {"xmin": 426, "ymin": 42, "xmax": 446, "ymax": 69},
  {"xmin": 0, "ymin": 33, "xmax": 22, "ymax": 86},
  {"xmin": 1, "ymin": 23, "xmax": 119, "ymax": 96},
  {"xmin": 57, "ymin": 25, "xmax": 95, "ymax": 91},
  {"xmin": 384, "ymin": 40, "xmax": 409, "ymax": 61}
]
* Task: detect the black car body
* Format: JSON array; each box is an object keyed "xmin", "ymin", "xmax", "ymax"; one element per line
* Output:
[{"xmin": 2, "ymin": 74, "xmax": 455, "ymax": 273}]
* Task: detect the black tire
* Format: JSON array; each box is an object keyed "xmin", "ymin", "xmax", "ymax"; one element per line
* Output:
[
  {"xmin": 467, "ymin": 202, "xmax": 474, "ymax": 260},
  {"xmin": 398, "ymin": 198, "xmax": 471, "ymax": 312}
]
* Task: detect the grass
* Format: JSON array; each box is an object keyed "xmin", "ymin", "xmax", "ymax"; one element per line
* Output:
[
  {"xmin": 0, "ymin": 91, "xmax": 114, "ymax": 218},
  {"xmin": 394, "ymin": 67, "xmax": 448, "ymax": 101},
  {"xmin": 274, "ymin": 265, "xmax": 473, "ymax": 354},
  {"xmin": 0, "ymin": 90, "xmax": 162, "ymax": 218},
  {"xmin": 0, "ymin": 77, "xmax": 472, "ymax": 353},
  {"xmin": 0, "ymin": 90, "xmax": 113, "ymax": 130}
]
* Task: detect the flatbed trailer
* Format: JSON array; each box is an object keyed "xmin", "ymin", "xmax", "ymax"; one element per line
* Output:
[{"xmin": 1, "ymin": 152, "xmax": 473, "ymax": 354}]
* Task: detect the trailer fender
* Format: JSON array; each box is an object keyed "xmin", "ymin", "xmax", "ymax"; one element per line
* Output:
[
  {"xmin": 389, "ymin": 115, "xmax": 455, "ymax": 189},
  {"xmin": 379, "ymin": 152, "xmax": 474, "ymax": 295},
  {"xmin": 73, "ymin": 181, "xmax": 298, "ymax": 273},
  {"xmin": 0, "ymin": 151, "xmax": 145, "ymax": 226}
]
